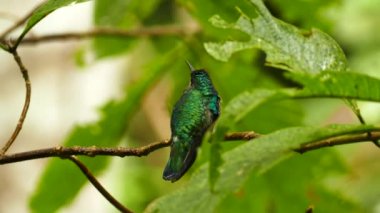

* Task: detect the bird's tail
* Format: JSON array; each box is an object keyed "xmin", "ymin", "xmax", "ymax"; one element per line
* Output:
[{"xmin": 163, "ymin": 138, "xmax": 198, "ymax": 182}]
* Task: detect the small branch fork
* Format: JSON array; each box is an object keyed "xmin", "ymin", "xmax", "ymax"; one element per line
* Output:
[{"xmin": 68, "ymin": 156, "xmax": 133, "ymax": 213}]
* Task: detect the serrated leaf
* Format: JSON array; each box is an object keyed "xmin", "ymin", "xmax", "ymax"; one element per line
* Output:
[
  {"xmin": 29, "ymin": 45, "xmax": 184, "ymax": 212},
  {"xmin": 204, "ymin": 0, "xmax": 347, "ymax": 73},
  {"xmin": 16, "ymin": 0, "xmax": 89, "ymax": 47},
  {"xmin": 146, "ymin": 124, "xmax": 379, "ymax": 213}
]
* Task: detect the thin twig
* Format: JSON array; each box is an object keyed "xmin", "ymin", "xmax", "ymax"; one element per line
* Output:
[
  {"xmin": 13, "ymin": 26, "xmax": 200, "ymax": 45},
  {"xmin": 0, "ymin": 49, "xmax": 31, "ymax": 155},
  {"xmin": 0, "ymin": 11, "xmax": 20, "ymax": 22},
  {"xmin": 295, "ymin": 132, "xmax": 380, "ymax": 153},
  {"xmin": 349, "ymin": 100, "xmax": 380, "ymax": 147},
  {"xmin": 68, "ymin": 156, "xmax": 133, "ymax": 213},
  {"xmin": 0, "ymin": 1, "xmax": 44, "ymax": 39},
  {"xmin": 224, "ymin": 131, "xmax": 261, "ymax": 141}
]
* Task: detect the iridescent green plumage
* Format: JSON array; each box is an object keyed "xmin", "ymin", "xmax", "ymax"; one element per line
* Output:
[{"xmin": 163, "ymin": 63, "xmax": 220, "ymax": 182}]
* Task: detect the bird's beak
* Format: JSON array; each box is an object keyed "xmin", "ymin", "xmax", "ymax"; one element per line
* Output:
[{"xmin": 185, "ymin": 60, "xmax": 195, "ymax": 72}]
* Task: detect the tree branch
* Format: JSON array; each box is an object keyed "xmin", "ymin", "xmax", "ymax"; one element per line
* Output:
[
  {"xmin": 68, "ymin": 156, "xmax": 133, "ymax": 213},
  {"xmin": 0, "ymin": 49, "xmax": 32, "ymax": 155},
  {"xmin": 1, "ymin": 131, "xmax": 379, "ymax": 165},
  {"xmin": 5, "ymin": 26, "xmax": 200, "ymax": 45}
]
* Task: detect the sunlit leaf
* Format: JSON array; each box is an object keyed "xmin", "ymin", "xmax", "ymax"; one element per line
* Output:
[{"xmin": 204, "ymin": 0, "xmax": 347, "ymax": 73}]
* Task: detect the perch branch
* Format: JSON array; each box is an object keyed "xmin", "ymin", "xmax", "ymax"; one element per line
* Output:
[
  {"xmin": 1, "ymin": 131, "xmax": 380, "ymax": 165},
  {"xmin": 68, "ymin": 156, "xmax": 133, "ymax": 213},
  {"xmin": 0, "ymin": 140, "xmax": 171, "ymax": 164},
  {"xmin": 0, "ymin": 49, "xmax": 31, "ymax": 155}
]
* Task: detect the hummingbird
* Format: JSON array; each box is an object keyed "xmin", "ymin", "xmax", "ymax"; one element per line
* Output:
[{"xmin": 163, "ymin": 61, "xmax": 220, "ymax": 182}]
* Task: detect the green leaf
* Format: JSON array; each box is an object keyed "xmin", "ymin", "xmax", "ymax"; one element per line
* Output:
[
  {"xmin": 289, "ymin": 71, "xmax": 380, "ymax": 101},
  {"xmin": 204, "ymin": 0, "xmax": 347, "ymax": 73},
  {"xmin": 93, "ymin": 0, "xmax": 162, "ymax": 58},
  {"xmin": 208, "ymin": 89, "xmax": 280, "ymax": 188},
  {"xmin": 218, "ymin": 150, "xmax": 360, "ymax": 213},
  {"xmin": 146, "ymin": 124, "xmax": 379, "ymax": 213},
  {"xmin": 16, "ymin": 0, "xmax": 89, "ymax": 47},
  {"xmin": 216, "ymin": 72, "xmax": 380, "ymax": 130},
  {"xmin": 209, "ymin": 70, "xmax": 380, "ymax": 188},
  {"xmin": 29, "ymin": 45, "xmax": 185, "ymax": 212},
  {"xmin": 208, "ymin": 139, "xmax": 222, "ymax": 191},
  {"xmin": 213, "ymin": 89, "xmax": 281, "ymax": 141}
]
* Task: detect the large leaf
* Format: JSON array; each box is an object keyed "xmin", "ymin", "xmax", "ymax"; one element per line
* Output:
[
  {"xmin": 204, "ymin": 0, "xmax": 347, "ymax": 73},
  {"xmin": 216, "ymin": 71, "xmax": 380, "ymax": 133},
  {"xmin": 16, "ymin": 0, "xmax": 89, "ymax": 47},
  {"xmin": 146, "ymin": 124, "xmax": 380, "ymax": 213},
  {"xmin": 209, "ymin": 70, "xmax": 380, "ymax": 188},
  {"xmin": 29, "ymin": 45, "xmax": 184, "ymax": 212},
  {"xmin": 217, "ymin": 149, "xmax": 359, "ymax": 213}
]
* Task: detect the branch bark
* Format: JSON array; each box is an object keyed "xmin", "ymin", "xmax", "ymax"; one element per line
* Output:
[{"xmin": 0, "ymin": 49, "xmax": 31, "ymax": 154}]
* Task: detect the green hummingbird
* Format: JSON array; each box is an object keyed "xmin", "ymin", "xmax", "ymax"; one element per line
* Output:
[{"xmin": 163, "ymin": 61, "xmax": 220, "ymax": 182}]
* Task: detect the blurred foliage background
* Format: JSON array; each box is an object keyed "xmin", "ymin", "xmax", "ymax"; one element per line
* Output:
[{"xmin": 1, "ymin": 0, "xmax": 380, "ymax": 212}]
